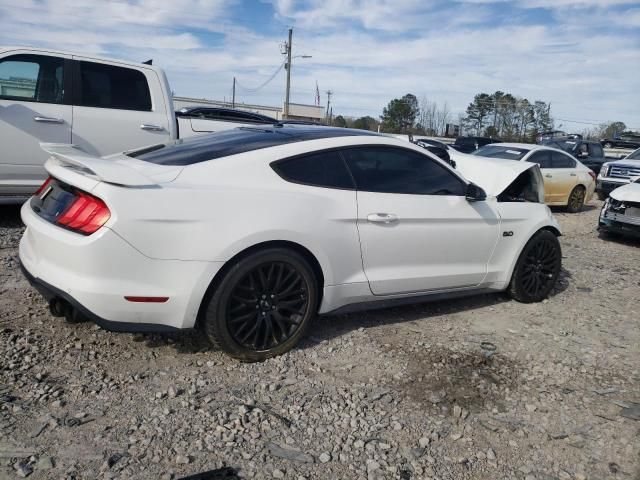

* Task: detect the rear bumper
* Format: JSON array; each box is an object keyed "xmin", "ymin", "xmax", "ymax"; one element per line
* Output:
[
  {"xmin": 19, "ymin": 202, "xmax": 224, "ymax": 331},
  {"xmin": 20, "ymin": 261, "xmax": 180, "ymax": 332}
]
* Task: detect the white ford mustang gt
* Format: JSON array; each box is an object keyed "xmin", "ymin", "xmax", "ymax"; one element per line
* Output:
[{"xmin": 20, "ymin": 126, "xmax": 562, "ymax": 361}]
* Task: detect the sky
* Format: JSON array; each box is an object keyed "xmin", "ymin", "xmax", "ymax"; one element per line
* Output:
[{"xmin": 1, "ymin": 0, "xmax": 639, "ymax": 131}]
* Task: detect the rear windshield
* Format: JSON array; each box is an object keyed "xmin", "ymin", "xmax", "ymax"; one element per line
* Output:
[
  {"xmin": 473, "ymin": 145, "xmax": 529, "ymax": 160},
  {"xmin": 129, "ymin": 126, "xmax": 379, "ymax": 166}
]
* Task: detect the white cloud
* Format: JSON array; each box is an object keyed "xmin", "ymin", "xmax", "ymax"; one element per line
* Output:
[{"xmin": 0, "ymin": 0, "xmax": 638, "ymax": 128}]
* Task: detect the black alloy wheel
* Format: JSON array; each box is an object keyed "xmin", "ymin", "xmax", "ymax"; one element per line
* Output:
[
  {"xmin": 227, "ymin": 262, "xmax": 308, "ymax": 350},
  {"xmin": 201, "ymin": 248, "xmax": 318, "ymax": 361},
  {"xmin": 566, "ymin": 186, "xmax": 586, "ymax": 213},
  {"xmin": 508, "ymin": 230, "xmax": 561, "ymax": 303}
]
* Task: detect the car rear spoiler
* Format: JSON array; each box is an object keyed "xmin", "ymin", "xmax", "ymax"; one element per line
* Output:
[{"xmin": 41, "ymin": 143, "xmax": 160, "ymax": 187}]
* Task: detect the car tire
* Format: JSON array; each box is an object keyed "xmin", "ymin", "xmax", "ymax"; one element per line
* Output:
[
  {"xmin": 201, "ymin": 248, "xmax": 318, "ymax": 362},
  {"xmin": 508, "ymin": 230, "xmax": 561, "ymax": 303},
  {"xmin": 596, "ymin": 191, "xmax": 608, "ymax": 201},
  {"xmin": 566, "ymin": 186, "xmax": 586, "ymax": 213}
]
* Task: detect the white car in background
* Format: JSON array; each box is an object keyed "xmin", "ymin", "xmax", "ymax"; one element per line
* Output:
[
  {"xmin": 457, "ymin": 143, "xmax": 596, "ymax": 212},
  {"xmin": 599, "ymin": 177, "xmax": 640, "ymax": 239},
  {"xmin": 20, "ymin": 126, "xmax": 562, "ymax": 361}
]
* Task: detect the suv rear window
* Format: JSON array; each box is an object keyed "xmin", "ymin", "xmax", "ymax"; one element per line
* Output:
[{"xmin": 77, "ymin": 61, "xmax": 151, "ymax": 111}]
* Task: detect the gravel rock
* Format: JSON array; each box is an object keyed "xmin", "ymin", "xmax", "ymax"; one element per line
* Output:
[
  {"xmin": 0, "ymin": 202, "xmax": 638, "ymax": 480},
  {"xmin": 319, "ymin": 452, "xmax": 331, "ymax": 463}
]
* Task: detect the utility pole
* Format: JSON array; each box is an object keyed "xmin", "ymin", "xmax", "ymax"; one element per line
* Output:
[
  {"xmin": 232, "ymin": 77, "xmax": 236, "ymax": 109},
  {"xmin": 325, "ymin": 90, "xmax": 333, "ymax": 124},
  {"xmin": 283, "ymin": 28, "xmax": 293, "ymax": 119}
]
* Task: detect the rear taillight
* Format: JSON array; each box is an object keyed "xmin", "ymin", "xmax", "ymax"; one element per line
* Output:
[
  {"xmin": 34, "ymin": 177, "xmax": 53, "ymax": 197},
  {"xmin": 588, "ymin": 171, "xmax": 596, "ymax": 182},
  {"xmin": 57, "ymin": 192, "xmax": 111, "ymax": 235}
]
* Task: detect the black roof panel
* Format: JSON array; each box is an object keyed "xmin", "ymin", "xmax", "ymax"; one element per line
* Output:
[{"xmin": 130, "ymin": 126, "xmax": 381, "ymax": 166}]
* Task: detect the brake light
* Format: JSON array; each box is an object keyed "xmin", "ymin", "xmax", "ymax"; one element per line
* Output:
[
  {"xmin": 57, "ymin": 192, "xmax": 111, "ymax": 234},
  {"xmin": 588, "ymin": 171, "xmax": 597, "ymax": 182},
  {"xmin": 34, "ymin": 177, "xmax": 53, "ymax": 197}
]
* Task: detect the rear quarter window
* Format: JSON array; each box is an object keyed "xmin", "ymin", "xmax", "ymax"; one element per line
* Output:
[{"xmin": 271, "ymin": 150, "xmax": 354, "ymax": 189}]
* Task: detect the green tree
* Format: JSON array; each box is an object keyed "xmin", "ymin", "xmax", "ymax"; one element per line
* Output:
[
  {"xmin": 353, "ymin": 116, "xmax": 377, "ymax": 131},
  {"xmin": 380, "ymin": 94, "xmax": 419, "ymax": 133},
  {"xmin": 463, "ymin": 93, "xmax": 492, "ymax": 135},
  {"xmin": 600, "ymin": 121, "xmax": 626, "ymax": 139},
  {"xmin": 333, "ymin": 115, "xmax": 347, "ymax": 128}
]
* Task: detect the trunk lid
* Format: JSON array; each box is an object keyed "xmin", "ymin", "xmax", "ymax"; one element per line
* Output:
[{"xmin": 41, "ymin": 143, "xmax": 183, "ymax": 188}]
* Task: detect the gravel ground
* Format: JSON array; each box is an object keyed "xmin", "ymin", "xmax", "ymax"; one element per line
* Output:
[{"xmin": 1, "ymin": 201, "xmax": 639, "ymax": 480}]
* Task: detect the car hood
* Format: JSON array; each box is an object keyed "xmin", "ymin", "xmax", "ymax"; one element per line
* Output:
[
  {"xmin": 605, "ymin": 159, "xmax": 640, "ymax": 167},
  {"xmin": 450, "ymin": 150, "xmax": 544, "ymax": 200},
  {"xmin": 609, "ymin": 181, "xmax": 640, "ymax": 202}
]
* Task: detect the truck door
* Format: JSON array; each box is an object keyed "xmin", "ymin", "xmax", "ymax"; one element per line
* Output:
[
  {"xmin": 0, "ymin": 52, "xmax": 72, "ymax": 196},
  {"xmin": 70, "ymin": 58, "xmax": 171, "ymax": 157}
]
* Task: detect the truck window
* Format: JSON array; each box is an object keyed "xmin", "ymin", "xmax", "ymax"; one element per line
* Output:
[
  {"xmin": 0, "ymin": 54, "xmax": 64, "ymax": 104},
  {"xmin": 77, "ymin": 61, "xmax": 151, "ymax": 111}
]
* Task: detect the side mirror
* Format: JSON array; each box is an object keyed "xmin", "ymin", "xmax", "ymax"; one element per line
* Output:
[
  {"xmin": 466, "ymin": 183, "xmax": 487, "ymax": 202},
  {"xmin": 426, "ymin": 146, "xmax": 456, "ymax": 168}
]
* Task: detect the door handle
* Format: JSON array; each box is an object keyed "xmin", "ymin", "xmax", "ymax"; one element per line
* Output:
[
  {"xmin": 367, "ymin": 213, "xmax": 398, "ymax": 224},
  {"xmin": 545, "ymin": 174, "xmax": 552, "ymax": 178},
  {"xmin": 140, "ymin": 124, "xmax": 164, "ymax": 131},
  {"xmin": 33, "ymin": 116, "xmax": 64, "ymax": 124},
  {"xmin": 570, "ymin": 173, "xmax": 576, "ymax": 177}
]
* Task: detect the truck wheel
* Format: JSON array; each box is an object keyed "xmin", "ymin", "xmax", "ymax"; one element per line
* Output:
[
  {"xmin": 508, "ymin": 230, "xmax": 561, "ymax": 303},
  {"xmin": 566, "ymin": 186, "xmax": 586, "ymax": 213},
  {"xmin": 201, "ymin": 248, "xmax": 318, "ymax": 362}
]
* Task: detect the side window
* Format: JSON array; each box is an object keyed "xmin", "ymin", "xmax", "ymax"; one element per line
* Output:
[
  {"xmin": 589, "ymin": 144, "xmax": 603, "ymax": 157},
  {"xmin": 551, "ymin": 151, "xmax": 576, "ymax": 168},
  {"xmin": 77, "ymin": 61, "xmax": 151, "ymax": 111},
  {"xmin": 0, "ymin": 54, "xmax": 64, "ymax": 104},
  {"xmin": 342, "ymin": 147, "xmax": 465, "ymax": 195},
  {"xmin": 272, "ymin": 150, "xmax": 354, "ymax": 189},
  {"xmin": 527, "ymin": 151, "xmax": 551, "ymax": 169}
]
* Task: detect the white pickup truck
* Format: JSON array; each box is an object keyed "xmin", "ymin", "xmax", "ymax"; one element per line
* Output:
[{"xmin": 0, "ymin": 46, "xmax": 281, "ymax": 203}]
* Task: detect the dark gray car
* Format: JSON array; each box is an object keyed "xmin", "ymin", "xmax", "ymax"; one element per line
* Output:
[{"xmin": 542, "ymin": 139, "xmax": 606, "ymax": 174}]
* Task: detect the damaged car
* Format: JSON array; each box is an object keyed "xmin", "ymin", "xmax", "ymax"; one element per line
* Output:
[
  {"xmin": 599, "ymin": 177, "xmax": 640, "ymax": 239},
  {"xmin": 20, "ymin": 126, "xmax": 562, "ymax": 361}
]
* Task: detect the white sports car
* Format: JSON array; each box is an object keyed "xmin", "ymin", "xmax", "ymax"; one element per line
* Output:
[{"xmin": 20, "ymin": 126, "xmax": 562, "ymax": 361}]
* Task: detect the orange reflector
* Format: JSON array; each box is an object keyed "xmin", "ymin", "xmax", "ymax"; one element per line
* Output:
[{"xmin": 124, "ymin": 296, "xmax": 169, "ymax": 303}]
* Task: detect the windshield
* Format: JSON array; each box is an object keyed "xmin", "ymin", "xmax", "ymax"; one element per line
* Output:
[
  {"xmin": 472, "ymin": 145, "xmax": 529, "ymax": 160},
  {"xmin": 541, "ymin": 140, "xmax": 576, "ymax": 153},
  {"xmin": 627, "ymin": 148, "xmax": 640, "ymax": 160}
]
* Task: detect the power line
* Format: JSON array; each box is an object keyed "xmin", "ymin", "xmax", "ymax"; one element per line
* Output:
[{"xmin": 234, "ymin": 61, "xmax": 286, "ymax": 93}]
